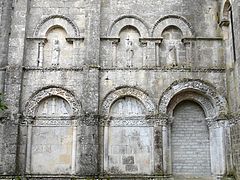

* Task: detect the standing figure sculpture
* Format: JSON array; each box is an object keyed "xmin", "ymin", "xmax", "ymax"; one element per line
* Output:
[
  {"xmin": 126, "ymin": 36, "xmax": 134, "ymax": 67},
  {"xmin": 52, "ymin": 39, "xmax": 60, "ymax": 66},
  {"xmin": 166, "ymin": 43, "xmax": 177, "ymax": 67}
]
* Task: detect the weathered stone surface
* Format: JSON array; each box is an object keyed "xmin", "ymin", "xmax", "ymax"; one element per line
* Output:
[{"xmin": 0, "ymin": 0, "xmax": 240, "ymax": 179}]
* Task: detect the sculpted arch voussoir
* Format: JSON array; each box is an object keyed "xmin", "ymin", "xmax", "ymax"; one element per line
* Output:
[
  {"xmin": 101, "ymin": 87, "xmax": 155, "ymax": 115},
  {"xmin": 152, "ymin": 15, "xmax": 194, "ymax": 37},
  {"xmin": 167, "ymin": 91, "xmax": 215, "ymax": 118},
  {"xmin": 24, "ymin": 87, "xmax": 81, "ymax": 117},
  {"xmin": 34, "ymin": 15, "xmax": 80, "ymax": 37},
  {"xmin": 107, "ymin": 15, "xmax": 150, "ymax": 37},
  {"xmin": 159, "ymin": 79, "xmax": 227, "ymax": 118}
]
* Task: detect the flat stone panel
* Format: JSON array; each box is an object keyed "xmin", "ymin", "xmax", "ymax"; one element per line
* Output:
[
  {"xmin": 107, "ymin": 126, "xmax": 153, "ymax": 174},
  {"xmin": 31, "ymin": 126, "xmax": 73, "ymax": 174}
]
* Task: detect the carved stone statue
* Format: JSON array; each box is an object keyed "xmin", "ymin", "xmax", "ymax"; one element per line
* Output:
[
  {"xmin": 166, "ymin": 44, "xmax": 177, "ymax": 66},
  {"xmin": 52, "ymin": 39, "xmax": 60, "ymax": 65},
  {"xmin": 126, "ymin": 36, "xmax": 134, "ymax": 67}
]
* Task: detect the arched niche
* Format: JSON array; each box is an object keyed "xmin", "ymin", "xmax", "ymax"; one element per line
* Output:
[
  {"xmin": 24, "ymin": 87, "xmax": 81, "ymax": 118},
  {"xmin": 220, "ymin": 0, "xmax": 232, "ymax": 39},
  {"xmin": 159, "ymin": 25, "xmax": 186, "ymax": 67},
  {"xmin": 152, "ymin": 15, "xmax": 194, "ymax": 38},
  {"xmin": 101, "ymin": 87, "xmax": 156, "ymax": 175},
  {"xmin": 32, "ymin": 15, "xmax": 81, "ymax": 68},
  {"xmin": 107, "ymin": 15, "xmax": 149, "ymax": 37},
  {"xmin": 171, "ymin": 100, "xmax": 211, "ymax": 177},
  {"xmin": 33, "ymin": 15, "xmax": 80, "ymax": 37},
  {"xmin": 36, "ymin": 96, "xmax": 73, "ymax": 117},
  {"xmin": 167, "ymin": 91, "xmax": 215, "ymax": 119},
  {"xmin": 116, "ymin": 25, "xmax": 143, "ymax": 68},
  {"xmin": 110, "ymin": 96, "xmax": 146, "ymax": 117},
  {"xmin": 24, "ymin": 87, "xmax": 81, "ymax": 175},
  {"xmin": 107, "ymin": 16, "xmax": 149, "ymax": 68},
  {"xmin": 104, "ymin": 96, "xmax": 154, "ymax": 175},
  {"xmin": 159, "ymin": 79, "xmax": 228, "ymax": 178},
  {"xmin": 159, "ymin": 79, "xmax": 227, "ymax": 119},
  {"xmin": 43, "ymin": 26, "xmax": 73, "ymax": 67},
  {"xmin": 222, "ymin": 0, "xmax": 232, "ymax": 21},
  {"xmin": 101, "ymin": 87, "xmax": 155, "ymax": 116}
]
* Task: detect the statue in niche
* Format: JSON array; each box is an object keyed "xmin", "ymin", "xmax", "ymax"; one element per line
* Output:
[
  {"xmin": 125, "ymin": 36, "xmax": 134, "ymax": 67},
  {"xmin": 52, "ymin": 39, "xmax": 60, "ymax": 66},
  {"xmin": 166, "ymin": 43, "xmax": 177, "ymax": 67}
]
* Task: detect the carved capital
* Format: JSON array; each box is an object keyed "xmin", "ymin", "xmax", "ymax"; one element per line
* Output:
[
  {"xmin": 112, "ymin": 38, "xmax": 120, "ymax": 45},
  {"xmin": 206, "ymin": 116, "xmax": 230, "ymax": 129},
  {"xmin": 181, "ymin": 38, "xmax": 191, "ymax": 45}
]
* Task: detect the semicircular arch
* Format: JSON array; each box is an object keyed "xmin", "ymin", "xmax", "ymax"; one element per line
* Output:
[
  {"xmin": 107, "ymin": 15, "xmax": 150, "ymax": 37},
  {"xmin": 159, "ymin": 79, "xmax": 227, "ymax": 120},
  {"xmin": 152, "ymin": 15, "xmax": 194, "ymax": 37},
  {"xmin": 24, "ymin": 86, "xmax": 81, "ymax": 117},
  {"xmin": 33, "ymin": 15, "xmax": 80, "ymax": 37},
  {"xmin": 101, "ymin": 87, "xmax": 155, "ymax": 115}
]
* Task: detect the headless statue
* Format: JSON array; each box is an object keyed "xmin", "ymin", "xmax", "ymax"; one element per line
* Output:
[
  {"xmin": 126, "ymin": 36, "xmax": 134, "ymax": 67},
  {"xmin": 167, "ymin": 45, "xmax": 177, "ymax": 66},
  {"xmin": 52, "ymin": 39, "xmax": 60, "ymax": 66}
]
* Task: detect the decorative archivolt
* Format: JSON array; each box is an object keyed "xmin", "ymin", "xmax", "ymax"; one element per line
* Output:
[
  {"xmin": 107, "ymin": 15, "xmax": 150, "ymax": 37},
  {"xmin": 33, "ymin": 15, "xmax": 80, "ymax": 37},
  {"xmin": 101, "ymin": 87, "xmax": 155, "ymax": 115},
  {"xmin": 152, "ymin": 15, "xmax": 194, "ymax": 37},
  {"xmin": 167, "ymin": 91, "xmax": 215, "ymax": 118},
  {"xmin": 159, "ymin": 79, "xmax": 227, "ymax": 120},
  {"xmin": 24, "ymin": 86, "xmax": 81, "ymax": 117}
]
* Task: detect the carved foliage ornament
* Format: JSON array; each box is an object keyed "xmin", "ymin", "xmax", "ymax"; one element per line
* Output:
[
  {"xmin": 24, "ymin": 87, "xmax": 81, "ymax": 118},
  {"xmin": 159, "ymin": 79, "xmax": 227, "ymax": 118}
]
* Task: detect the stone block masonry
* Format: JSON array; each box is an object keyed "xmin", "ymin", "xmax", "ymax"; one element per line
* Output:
[{"xmin": 0, "ymin": 0, "xmax": 239, "ymax": 180}]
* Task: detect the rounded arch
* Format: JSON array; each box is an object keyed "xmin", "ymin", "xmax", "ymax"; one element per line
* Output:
[
  {"xmin": 161, "ymin": 25, "xmax": 183, "ymax": 38},
  {"xmin": 159, "ymin": 79, "xmax": 227, "ymax": 120},
  {"xmin": 24, "ymin": 86, "xmax": 81, "ymax": 117},
  {"xmin": 101, "ymin": 87, "xmax": 155, "ymax": 115},
  {"xmin": 119, "ymin": 25, "xmax": 141, "ymax": 36},
  {"xmin": 222, "ymin": 0, "xmax": 232, "ymax": 20},
  {"xmin": 33, "ymin": 15, "xmax": 80, "ymax": 37},
  {"xmin": 107, "ymin": 15, "xmax": 150, "ymax": 37},
  {"xmin": 152, "ymin": 15, "xmax": 194, "ymax": 37},
  {"xmin": 167, "ymin": 91, "xmax": 215, "ymax": 118}
]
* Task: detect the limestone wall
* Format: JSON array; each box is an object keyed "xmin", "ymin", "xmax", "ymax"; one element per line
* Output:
[{"xmin": 0, "ymin": 0, "xmax": 238, "ymax": 179}]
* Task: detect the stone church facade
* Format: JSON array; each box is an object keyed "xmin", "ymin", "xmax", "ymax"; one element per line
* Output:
[{"xmin": 1, "ymin": 0, "xmax": 240, "ymax": 179}]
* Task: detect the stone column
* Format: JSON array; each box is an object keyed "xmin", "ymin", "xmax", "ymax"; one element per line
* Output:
[
  {"xmin": 25, "ymin": 120, "xmax": 33, "ymax": 174},
  {"xmin": 182, "ymin": 39, "xmax": 192, "ymax": 68},
  {"xmin": 102, "ymin": 117, "xmax": 110, "ymax": 175},
  {"xmin": 153, "ymin": 116, "xmax": 165, "ymax": 175},
  {"xmin": 140, "ymin": 40, "xmax": 148, "ymax": 67},
  {"xmin": 207, "ymin": 118, "xmax": 228, "ymax": 177},
  {"xmin": 80, "ymin": 0, "xmax": 101, "ymax": 175},
  {"xmin": 3, "ymin": 0, "xmax": 30, "ymax": 174},
  {"xmin": 37, "ymin": 40, "xmax": 46, "ymax": 67},
  {"xmin": 112, "ymin": 39, "xmax": 120, "ymax": 68},
  {"xmin": 162, "ymin": 116, "xmax": 172, "ymax": 176},
  {"xmin": 155, "ymin": 40, "xmax": 162, "ymax": 67},
  {"xmin": 71, "ymin": 124, "xmax": 77, "ymax": 174}
]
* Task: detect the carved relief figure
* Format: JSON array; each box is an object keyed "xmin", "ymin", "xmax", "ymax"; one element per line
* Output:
[
  {"xmin": 126, "ymin": 35, "xmax": 134, "ymax": 67},
  {"xmin": 118, "ymin": 26, "xmax": 141, "ymax": 68},
  {"xmin": 52, "ymin": 39, "xmax": 60, "ymax": 65},
  {"xmin": 161, "ymin": 26, "xmax": 185, "ymax": 67},
  {"xmin": 166, "ymin": 44, "xmax": 177, "ymax": 66}
]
